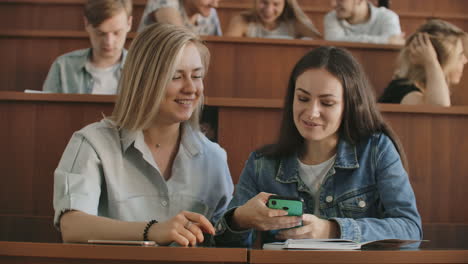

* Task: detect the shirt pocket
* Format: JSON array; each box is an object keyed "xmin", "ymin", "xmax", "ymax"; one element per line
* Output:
[{"xmin": 337, "ymin": 186, "xmax": 379, "ymax": 219}]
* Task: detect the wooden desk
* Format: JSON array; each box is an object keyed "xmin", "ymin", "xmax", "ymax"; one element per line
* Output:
[
  {"xmin": 0, "ymin": 31, "xmax": 400, "ymax": 98},
  {"xmin": 0, "ymin": 242, "xmax": 247, "ymax": 264},
  {"xmin": 250, "ymin": 248, "xmax": 468, "ymax": 264},
  {"xmin": 2, "ymin": 30, "xmax": 468, "ymax": 104}
]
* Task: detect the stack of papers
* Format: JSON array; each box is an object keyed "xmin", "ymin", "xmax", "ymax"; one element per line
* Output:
[{"xmin": 263, "ymin": 238, "xmax": 424, "ymax": 250}]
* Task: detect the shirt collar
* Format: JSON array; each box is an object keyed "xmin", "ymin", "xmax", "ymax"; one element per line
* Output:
[
  {"xmin": 119, "ymin": 122, "xmax": 202, "ymax": 156},
  {"xmin": 275, "ymin": 138, "xmax": 359, "ymax": 183},
  {"xmin": 80, "ymin": 48, "xmax": 128, "ymax": 71}
]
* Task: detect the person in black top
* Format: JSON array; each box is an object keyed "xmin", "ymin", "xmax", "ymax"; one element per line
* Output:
[{"xmin": 379, "ymin": 19, "xmax": 467, "ymax": 106}]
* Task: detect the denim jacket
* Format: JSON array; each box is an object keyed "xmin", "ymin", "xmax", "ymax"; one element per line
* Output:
[
  {"xmin": 42, "ymin": 48, "xmax": 127, "ymax": 94},
  {"xmin": 214, "ymin": 133, "xmax": 422, "ymax": 247}
]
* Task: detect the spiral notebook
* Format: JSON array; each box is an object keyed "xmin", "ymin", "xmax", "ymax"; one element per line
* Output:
[{"xmin": 263, "ymin": 238, "xmax": 425, "ymax": 250}]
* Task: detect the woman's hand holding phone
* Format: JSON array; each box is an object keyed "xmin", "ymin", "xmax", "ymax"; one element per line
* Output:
[
  {"xmin": 275, "ymin": 214, "xmax": 340, "ymax": 240},
  {"xmin": 231, "ymin": 192, "xmax": 302, "ymax": 231}
]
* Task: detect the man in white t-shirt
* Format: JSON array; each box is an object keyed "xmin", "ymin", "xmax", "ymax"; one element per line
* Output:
[
  {"xmin": 138, "ymin": 0, "xmax": 222, "ymax": 36},
  {"xmin": 43, "ymin": 0, "xmax": 132, "ymax": 94},
  {"xmin": 324, "ymin": 0, "xmax": 405, "ymax": 45}
]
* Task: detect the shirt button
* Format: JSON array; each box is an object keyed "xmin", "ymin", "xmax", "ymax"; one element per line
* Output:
[
  {"xmin": 358, "ymin": 200, "xmax": 366, "ymax": 208},
  {"xmin": 161, "ymin": 200, "xmax": 168, "ymax": 207},
  {"xmin": 325, "ymin": 196, "xmax": 333, "ymax": 203}
]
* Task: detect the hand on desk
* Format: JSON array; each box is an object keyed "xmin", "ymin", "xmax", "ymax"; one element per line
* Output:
[
  {"xmin": 275, "ymin": 214, "xmax": 340, "ymax": 240},
  {"xmin": 150, "ymin": 211, "xmax": 215, "ymax": 247},
  {"xmin": 231, "ymin": 192, "xmax": 302, "ymax": 231}
]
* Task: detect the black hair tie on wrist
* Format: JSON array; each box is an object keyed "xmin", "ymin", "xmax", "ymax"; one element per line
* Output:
[{"xmin": 143, "ymin": 219, "xmax": 158, "ymax": 241}]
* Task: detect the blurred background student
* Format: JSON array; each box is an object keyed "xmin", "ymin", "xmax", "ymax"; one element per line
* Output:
[
  {"xmin": 43, "ymin": 0, "xmax": 132, "ymax": 94},
  {"xmin": 379, "ymin": 19, "xmax": 467, "ymax": 106},
  {"xmin": 53, "ymin": 23, "xmax": 233, "ymax": 246},
  {"xmin": 225, "ymin": 0, "xmax": 321, "ymax": 39},
  {"xmin": 324, "ymin": 0, "xmax": 404, "ymax": 44},
  {"xmin": 138, "ymin": 0, "xmax": 222, "ymax": 35}
]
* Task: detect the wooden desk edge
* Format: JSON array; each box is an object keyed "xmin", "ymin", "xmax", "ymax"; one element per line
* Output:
[{"xmin": 0, "ymin": 241, "xmax": 247, "ymax": 262}]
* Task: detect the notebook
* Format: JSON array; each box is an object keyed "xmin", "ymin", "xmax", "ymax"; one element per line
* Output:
[{"xmin": 263, "ymin": 238, "xmax": 425, "ymax": 250}]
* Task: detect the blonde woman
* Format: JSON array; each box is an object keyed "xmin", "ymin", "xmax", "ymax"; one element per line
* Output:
[
  {"xmin": 226, "ymin": 0, "xmax": 321, "ymax": 39},
  {"xmin": 379, "ymin": 19, "xmax": 467, "ymax": 106},
  {"xmin": 53, "ymin": 23, "xmax": 233, "ymax": 246}
]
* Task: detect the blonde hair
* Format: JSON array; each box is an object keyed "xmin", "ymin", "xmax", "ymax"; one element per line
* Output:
[
  {"xmin": 111, "ymin": 23, "xmax": 210, "ymax": 131},
  {"xmin": 396, "ymin": 19, "xmax": 466, "ymax": 87},
  {"xmin": 241, "ymin": 0, "xmax": 321, "ymax": 38},
  {"xmin": 85, "ymin": 0, "xmax": 132, "ymax": 27}
]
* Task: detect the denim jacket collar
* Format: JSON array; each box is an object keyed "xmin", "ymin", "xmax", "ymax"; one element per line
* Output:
[{"xmin": 275, "ymin": 139, "xmax": 359, "ymax": 183}]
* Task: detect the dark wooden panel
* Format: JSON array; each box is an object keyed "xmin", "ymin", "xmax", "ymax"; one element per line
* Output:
[
  {"xmin": 0, "ymin": 215, "xmax": 60, "ymax": 243},
  {"xmin": 0, "ymin": 33, "xmax": 406, "ymax": 103},
  {"xmin": 0, "ymin": 0, "xmax": 145, "ymax": 32},
  {"xmin": 0, "ymin": 95, "xmax": 114, "ymax": 217}
]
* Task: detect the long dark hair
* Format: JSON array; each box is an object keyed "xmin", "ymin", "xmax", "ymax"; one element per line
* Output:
[{"xmin": 260, "ymin": 46, "xmax": 407, "ymax": 168}]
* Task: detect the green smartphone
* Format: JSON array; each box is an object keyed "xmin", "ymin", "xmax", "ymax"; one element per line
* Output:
[{"xmin": 266, "ymin": 195, "xmax": 304, "ymax": 216}]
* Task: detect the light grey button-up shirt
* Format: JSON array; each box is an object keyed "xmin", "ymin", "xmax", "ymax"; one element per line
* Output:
[
  {"xmin": 324, "ymin": 2, "xmax": 402, "ymax": 44},
  {"xmin": 42, "ymin": 48, "xmax": 127, "ymax": 94},
  {"xmin": 138, "ymin": 0, "xmax": 222, "ymax": 35},
  {"xmin": 53, "ymin": 119, "xmax": 233, "ymax": 228}
]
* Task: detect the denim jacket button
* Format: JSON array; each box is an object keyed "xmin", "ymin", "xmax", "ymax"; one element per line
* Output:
[
  {"xmin": 325, "ymin": 196, "xmax": 333, "ymax": 203},
  {"xmin": 358, "ymin": 200, "xmax": 366, "ymax": 208}
]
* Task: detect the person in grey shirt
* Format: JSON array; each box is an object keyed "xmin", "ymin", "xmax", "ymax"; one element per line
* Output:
[
  {"xmin": 324, "ymin": 0, "xmax": 405, "ymax": 45},
  {"xmin": 53, "ymin": 23, "xmax": 234, "ymax": 246},
  {"xmin": 42, "ymin": 0, "xmax": 132, "ymax": 94},
  {"xmin": 138, "ymin": 0, "xmax": 222, "ymax": 35}
]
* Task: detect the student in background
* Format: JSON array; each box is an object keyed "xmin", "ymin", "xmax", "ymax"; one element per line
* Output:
[
  {"xmin": 379, "ymin": 19, "xmax": 467, "ymax": 106},
  {"xmin": 43, "ymin": 0, "xmax": 132, "ymax": 94},
  {"xmin": 324, "ymin": 0, "xmax": 404, "ymax": 44},
  {"xmin": 53, "ymin": 23, "xmax": 233, "ymax": 246},
  {"xmin": 215, "ymin": 46, "xmax": 422, "ymax": 247},
  {"xmin": 138, "ymin": 0, "xmax": 221, "ymax": 35},
  {"xmin": 226, "ymin": 0, "xmax": 321, "ymax": 39}
]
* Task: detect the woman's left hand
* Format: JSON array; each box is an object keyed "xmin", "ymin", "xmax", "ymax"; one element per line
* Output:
[{"xmin": 275, "ymin": 214, "xmax": 340, "ymax": 240}]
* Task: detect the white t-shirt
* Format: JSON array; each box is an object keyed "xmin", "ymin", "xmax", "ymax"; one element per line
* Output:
[
  {"xmin": 298, "ymin": 155, "xmax": 336, "ymax": 215},
  {"xmin": 85, "ymin": 61, "xmax": 121, "ymax": 95}
]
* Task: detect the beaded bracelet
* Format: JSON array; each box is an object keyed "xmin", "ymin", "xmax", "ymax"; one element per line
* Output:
[{"xmin": 143, "ymin": 219, "xmax": 158, "ymax": 241}]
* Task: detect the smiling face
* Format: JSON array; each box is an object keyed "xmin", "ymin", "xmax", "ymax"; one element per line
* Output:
[
  {"xmin": 85, "ymin": 10, "xmax": 131, "ymax": 62},
  {"xmin": 157, "ymin": 43, "xmax": 204, "ymax": 126},
  {"xmin": 256, "ymin": 0, "xmax": 286, "ymax": 25},
  {"xmin": 293, "ymin": 68, "xmax": 344, "ymax": 145},
  {"xmin": 444, "ymin": 38, "xmax": 468, "ymax": 85}
]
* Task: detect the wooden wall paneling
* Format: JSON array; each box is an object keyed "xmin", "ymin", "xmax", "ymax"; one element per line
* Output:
[
  {"xmin": 0, "ymin": 0, "xmax": 145, "ymax": 32},
  {"xmin": 217, "ymin": 107, "xmax": 282, "ymax": 183},
  {"xmin": 0, "ymin": 102, "xmax": 36, "ymax": 215},
  {"xmin": 382, "ymin": 110, "xmax": 468, "ymax": 223},
  {"xmin": 0, "ymin": 34, "xmax": 90, "ymax": 92},
  {"xmin": 0, "ymin": 93, "xmax": 114, "ymax": 242},
  {"xmin": 205, "ymin": 38, "xmax": 401, "ymax": 100}
]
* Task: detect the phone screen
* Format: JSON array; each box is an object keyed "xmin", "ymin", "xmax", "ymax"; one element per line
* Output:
[{"xmin": 266, "ymin": 195, "xmax": 304, "ymax": 216}]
